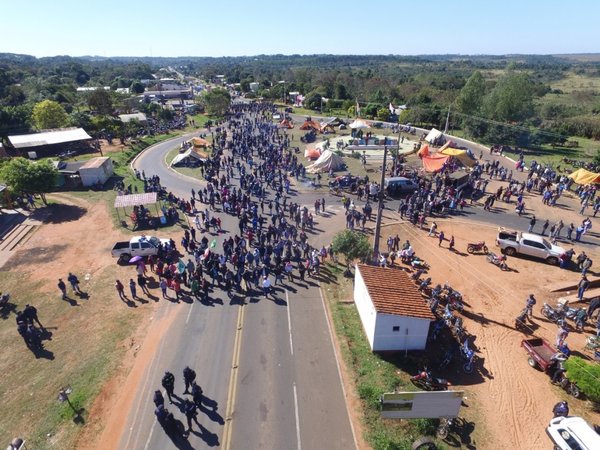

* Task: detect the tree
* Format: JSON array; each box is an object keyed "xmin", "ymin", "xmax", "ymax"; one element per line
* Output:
[
  {"xmin": 87, "ymin": 89, "xmax": 114, "ymax": 115},
  {"xmin": 31, "ymin": 99, "xmax": 68, "ymax": 130},
  {"xmin": 0, "ymin": 158, "xmax": 57, "ymax": 204},
  {"xmin": 331, "ymin": 230, "xmax": 372, "ymax": 272},
  {"xmin": 482, "ymin": 73, "xmax": 534, "ymax": 122},
  {"xmin": 130, "ymin": 81, "xmax": 145, "ymax": 94},
  {"xmin": 455, "ymin": 71, "xmax": 486, "ymax": 114},
  {"xmin": 376, "ymin": 108, "xmax": 390, "ymax": 122},
  {"xmin": 202, "ymin": 88, "xmax": 231, "ymax": 116},
  {"xmin": 564, "ymin": 356, "xmax": 600, "ymax": 403}
]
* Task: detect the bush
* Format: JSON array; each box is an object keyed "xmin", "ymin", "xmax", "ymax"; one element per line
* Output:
[{"xmin": 564, "ymin": 356, "xmax": 600, "ymax": 402}]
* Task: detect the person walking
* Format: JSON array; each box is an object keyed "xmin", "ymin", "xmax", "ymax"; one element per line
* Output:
[
  {"xmin": 67, "ymin": 272, "xmax": 82, "ymax": 294},
  {"xmin": 528, "ymin": 216, "xmax": 536, "ymax": 233},
  {"xmin": 525, "ymin": 294, "xmax": 536, "ymax": 318},
  {"xmin": 541, "ymin": 219, "xmax": 549, "ymax": 236},
  {"xmin": 161, "ymin": 371, "xmax": 175, "ymax": 404},
  {"xmin": 191, "ymin": 382, "xmax": 203, "ymax": 408},
  {"xmin": 581, "ymin": 257, "xmax": 593, "ymax": 276},
  {"xmin": 23, "ymin": 304, "xmax": 43, "ymax": 329},
  {"xmin": 153, "ymin": 389, "xmax": 164, "ymax": 408},
  {"xmin": 587, "ymin": 296, "xmax": 600, "ymax": 320},
  {"xmin": 183, "ymin": 366, "xmax": 197, "ymax": 394},
  {"xmin": 159, "ymin": 278, "xmax": 168, "ymax": 299},
  {"xmin": 262, "ymin": 275, "xmax": 272, "ymax": 298},
  {"xmin": 438, "ymin": 231, "xmax": 445, "ymax": 247},
  {"xmin": 138, "ymin": 274, "xmax": 150, "ymax": 295},
  {"xmin": 115, "ymin": 280, "xmax": 126, "ymax": 300},
  {"xmin": 448, "ymin": 235, "xmax": 455, "ymax": 251},
  {"xmin": 577, "ymin": 275, "xmax": 590, "ymax": 301},
  {"xmin": 428, "ymin": 221, "xmax": 437, "ymax": 237},
  {"xmin": 183, "ymin": 399, "xmax": 198, "ymax": 436},
  {"xmin": 57, "ymin": 279, "xmax": 67, "ymax": 300},
  {"xmin": 129, "ymin": 279, "xmax": 137, "ymax": 299}
]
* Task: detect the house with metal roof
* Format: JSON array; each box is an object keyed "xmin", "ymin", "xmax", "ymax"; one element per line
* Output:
[{"xmin": 354, "ymin": 264, "xmax": 435, "ymax": 351}]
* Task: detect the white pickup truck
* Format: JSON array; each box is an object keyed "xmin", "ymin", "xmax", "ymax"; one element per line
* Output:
[
  {"xmin": 111, "ymin": 235, "xmax": 170, "ymax": 262},
  {"xmin": 496, "ymin": 230, "xmax": 565, "ymax": 265}
]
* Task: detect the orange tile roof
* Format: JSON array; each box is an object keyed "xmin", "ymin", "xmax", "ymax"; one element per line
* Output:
[{"xmin": 357, "ymin": 264, "xmax": 435, "ymax": 320}]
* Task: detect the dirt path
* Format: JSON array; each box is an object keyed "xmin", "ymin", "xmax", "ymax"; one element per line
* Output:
[{"xmin": 384, "ymin": 219, "xmax": 600, "ymax": 449}]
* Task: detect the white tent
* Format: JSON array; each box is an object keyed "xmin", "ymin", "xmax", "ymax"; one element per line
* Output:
[
  {"xmin": 424, "ymin": 128, "xmax": 444, "ymax": 144},
  {"xmin": 349, "ymin": 119, "xmax": 370, "ymax": 129},
  {"xmin": 306, "ymin": 149, "xmax": 345, "ymax": 174},
  {"xmin": 171, "ymin": 148, "xmax": 192, "ymax": 166}
]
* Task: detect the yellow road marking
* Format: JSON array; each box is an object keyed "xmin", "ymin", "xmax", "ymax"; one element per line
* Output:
[{"xmin": 221, "ymin": 303, "xmax": 245, "ymax": 450}]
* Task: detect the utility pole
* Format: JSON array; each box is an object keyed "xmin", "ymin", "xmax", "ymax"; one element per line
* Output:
[
  {"xmin": 443, "ymin": 105, "xmax": 451, "ymax": 134},
  {"xmin": 372, "ymin": 145, "xmax": 387, "ymax": 264}
]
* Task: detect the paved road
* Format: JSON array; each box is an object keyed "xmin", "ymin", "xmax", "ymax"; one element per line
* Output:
[{"xmin": 119, "ymin": 132, "xmax": 356, "ymax": 449}]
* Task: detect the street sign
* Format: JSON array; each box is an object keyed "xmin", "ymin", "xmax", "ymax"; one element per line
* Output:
[{"xmin": 380, "ymin": 390, "xmax": 463, "ymax": 419}]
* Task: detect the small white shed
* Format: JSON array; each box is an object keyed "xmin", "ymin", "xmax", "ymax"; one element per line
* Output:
[
  {"xmin": 78, "ymin": 157, "xmax": 114, "ymax": 187},
  {"xmin": 354, "ymin": 264, "xmax": 435, "ymax": 352}
]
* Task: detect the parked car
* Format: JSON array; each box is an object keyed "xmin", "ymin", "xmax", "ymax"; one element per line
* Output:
[
  {"xmin": 384, "ymin": 177, "xmax": 418, "ymax": 197},
  {"xmin": 496, "ymin": 230, "xmax": 565, "ymax": 265},
  {"xmin": 111, "ymin": 235, "xmax": 170, "ymax": 262}
]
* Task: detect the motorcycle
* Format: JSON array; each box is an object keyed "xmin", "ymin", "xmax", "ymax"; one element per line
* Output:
[
  {"xmin": 460, "ymin": 339, "xmax": 476, "ymax": 374},
  {"xmin": 542, "ymin": 303, "xmax": 566, "ymax": 324},
  {"xmin": 442, "ymin": 285, "xmax": 464, "ymax": 312},
  {"xmin": 487, "ymin": 252, "xmax": 508, "ymax": 270},
  {"xmin": 436, "ymin": 416, "xmax": 465, "ymax": 440},
  {"xmin": 410, "ymin": 370, "xmax": 450, "ymax": 391},
  {"xmin": 515, "ymin": 308, "xmax": 529, "ymax": 331},
  {"xmin": 438, "ymin": 348, "xmax": 455, "ymax": 370},
  {"xmin": 411, "ymin": 269, "xmax": 425, "ymax": 282},
  {"xmin": 556, "ymin": 372, "xmax": 581, "ymax": 398},
  {"xmin": 467, "ymin": 241, "xmax": 488, "ymax": 254},
  {"xmin": 418, "ymin": 277, "xmax": 432, "ymax": 292},
  {"xmin": 411, "ymin": 257, "xmax": 430, "ymax": 270},
  {"xmin": 584, "ymin": 335, "xmax": 600, "ymax": 353},
  {"xmin": 452, "ymin": 316, "xmax": 466, "ymax": 341},
  {"xmin": 429, "ymin": 319, "xmax": 445, "ymax": 341}
]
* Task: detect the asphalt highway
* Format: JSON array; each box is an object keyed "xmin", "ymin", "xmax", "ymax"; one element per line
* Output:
[{"xmin": 119, "ymin": 132, "xmax": 356, "ymax": 450}]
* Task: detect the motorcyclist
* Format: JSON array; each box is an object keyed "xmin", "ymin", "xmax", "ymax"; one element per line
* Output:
[
  {"xmin": 552, "ymin": 400, "xmax": 569, "ymax": 418},
  {"xmin": 549, "ymin": 352, "xmax": 568, "ymax": 384}
]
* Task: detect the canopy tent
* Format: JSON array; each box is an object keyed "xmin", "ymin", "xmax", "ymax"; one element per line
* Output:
[
  {"xmin": 349, "ymin": 119, "xmax": 370, "ymax": 129},
  {"xmin": 190, "ymin": 137, "xmax": 209, "ymax": 147},
  {"xmin": 424, "ymin": 128, "xmax": 444, "ymax": 144},
  {"xmin": 422, "ymin": 154, "xmax": 450, "ymax": 173},
  {"xmin": 417, "ymin": 144, "xmax": 430, "ymax": 158},
  {"xmin": 440, "ymin": 148, "xmax": 476, "ymax": 167},
  {"xmin": 568, "ymin": 168, "xmax": 600, "ymax": 185},
  {"xmin": 172, "ymin": 148, "xmax": 192, "ymax": 165},
  {"xmin": 113, "ymin": 192, "xmax": 163, "ymax": 229},
  {"xmin": 306, "ymin": 149, "xmax": 345, "ymax": 173},
  {"xmin": 300, "ymin": 120, "xmax": 322, "ymax": 131},
  {"xmin": 304, "ymin": 147, "xmax": 321, "ymax": 159}
]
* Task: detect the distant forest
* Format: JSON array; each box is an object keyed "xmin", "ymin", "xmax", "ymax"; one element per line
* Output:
[{"xmin": 2, "ymin": 53, "xmax": 600, "ymax": 147}]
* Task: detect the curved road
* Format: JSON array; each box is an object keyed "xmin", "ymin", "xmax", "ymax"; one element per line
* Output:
[{"xmin": 119, "ymin": 132, "xmax": 356, "ymax": 450}]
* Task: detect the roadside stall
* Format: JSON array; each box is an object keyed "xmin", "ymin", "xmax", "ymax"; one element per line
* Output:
[{"xmin": 114, "ymin": 192, "xmax": 165, "ymax": 230}]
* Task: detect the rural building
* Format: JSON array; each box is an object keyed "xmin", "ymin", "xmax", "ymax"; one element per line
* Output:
[
  {"xmin": 353, "ymin": 264, "xmax": 435, "ymax": 352},
  {"xmin": 7, "ymin": 127, "xmax": 92, "ymax": 158},
  {"xmin": 118, "ymin": 112, "xmax": 148, "ymax": 124},
  {"xmin": 78, "ymin": 157, "xmax": 114, "ymax": 187},
  {"xmin": 249, "ymin": 82, "xmax": 260, "ymax": 92}
]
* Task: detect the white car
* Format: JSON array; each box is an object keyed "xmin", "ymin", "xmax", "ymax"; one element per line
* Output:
[
  {"xmin": 546, "ymin": 416, "xmax": 600, "ymax": 449},
  {"xmin": 496, "ymin": 230, "xmax": 565, "ymax": 265}
]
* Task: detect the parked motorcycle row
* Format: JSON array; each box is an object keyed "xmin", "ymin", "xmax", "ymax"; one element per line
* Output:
[{"xmin": 410, "ymin": 266, "xmax": 478, "ymax": 392}]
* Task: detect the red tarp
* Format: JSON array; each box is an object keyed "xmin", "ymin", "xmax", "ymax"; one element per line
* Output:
[
  {"xmin": 422, "ymin": 154, "xmax": 449, "ymax": 172},
  {"xmin": 304, "ymin": 147, "xmax": 321, "ymax": 159}
]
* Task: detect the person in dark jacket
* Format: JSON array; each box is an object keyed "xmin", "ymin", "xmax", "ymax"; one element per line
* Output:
[
  {"xmin": 183, "ymin": 366, "xmax": 196, "ymax": 394},
  {"xmin": 161, "ymin": 371, "xmax": 175, "ymax": 403}
]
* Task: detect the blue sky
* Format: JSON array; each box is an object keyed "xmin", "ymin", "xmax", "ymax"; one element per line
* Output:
[{"xmin": 2, "ymin": 0, "xmax": 599, "ymax": 57}]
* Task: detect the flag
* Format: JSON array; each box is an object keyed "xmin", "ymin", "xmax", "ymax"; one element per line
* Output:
[
  {"xmin": 389, "ymin": 103, "xmax": 395, "ymax": 114},
  {"xmin": 322, "ymin": 97, "xmax": 329, "ymax": 104},
  {"xmin": 210, "ymin": 239, "xmax": 217, "ymax": 248},
  {"xmin": 356, "ymin": 100, "xmax": 361, "ymax": 117}
]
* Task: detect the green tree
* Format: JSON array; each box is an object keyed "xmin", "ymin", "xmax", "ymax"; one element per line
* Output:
[
  {"xmin": 482, "ymin": 73, "xmax": 534, "ymax": 122},
  {"xmin": 31, "ymin": 99, "xmax": 68, "ymax": 130},
  {"xmin": 130, "ymin": 81, "xmax": 145, "ymax": 94},
  {"xmin": 376, "ymin": 108, "xmax": 390, "ymax": 122},
  {"xmin": 331, "ymin": 230, "xmax": 372, "ymax": 270},
  {"xmin": 455, "ymin": 71, "xmax": 486, "ymax": 114},
  {"xmin": 202, "ymin": 88, "xmax": 231, "ymax": 116},
  {"xmin": 0, "ymin": 158, "xmax": 57, "ymax": 204},
  {"xmin": 87, "ymin": 89, "xmax": 114, "ymax": 115},
  {"xmin": 564, "ymin": 356, "xmax": 600, "ymax": 402}
]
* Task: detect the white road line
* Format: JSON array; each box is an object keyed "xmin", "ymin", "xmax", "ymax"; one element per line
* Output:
[
  {"xmin": 285, "ymin": 290, "xmax": 294, "ymax": 355},
  {"xmin": 143, "ymin": 395, "xmax": 161, "ymax": 450},
  {"xmin": 186, "ymin": 300, "xmax": 195, "ymax": 325},
  {"xmin": 293, "ymin": 382, "xmax": 302, "ymax": 450},
  {"xmin": 318, "ymin": 287, "xmax": 359, "ymax": 450}
]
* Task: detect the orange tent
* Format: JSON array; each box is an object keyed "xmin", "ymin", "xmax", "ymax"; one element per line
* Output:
[
  {"xmin": 422, "ymin": 154, "xmax": 449, "ymax": 172},
  {"xmin": 191, "ymin": 137, "xmax": 209, "ymax": 147},
  {"xmin": 280, "ymin": 119, "xmax": 294, "ymax": 129},
  {"xmin": 304, "ymin": 147, "xmax": 321, "ymax": 159},
  {"xmin": 300, "ymin": 120, "xmax": 322, "ymax": 131},
  {"xmin": 417, "ymin": 144, "xmax": 430, "ymax": 158}
]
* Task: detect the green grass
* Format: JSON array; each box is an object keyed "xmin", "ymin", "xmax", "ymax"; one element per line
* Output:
[{"xmin": 322, "ymin": 263, "xmax": 448, "ymax": 450}]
